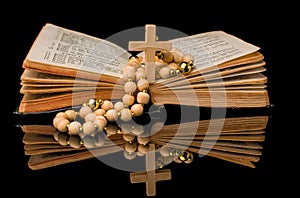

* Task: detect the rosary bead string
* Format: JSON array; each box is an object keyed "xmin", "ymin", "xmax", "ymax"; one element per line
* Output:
[{"xmin": 52, "ymin": 48, "xmax": 195, "ymax": 165}]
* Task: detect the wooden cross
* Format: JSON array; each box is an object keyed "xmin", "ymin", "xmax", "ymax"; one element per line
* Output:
[
  {"xmin": 128, "ymin": 24, "xmax": 172, "ymax": 84},
  {"xmin": 130, "ymin": 143, "xmax": 171, "ymax": 196}
]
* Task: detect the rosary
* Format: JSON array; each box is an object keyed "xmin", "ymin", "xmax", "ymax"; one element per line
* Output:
[{"xmin": 52, "ymin": 24, "xmax": 194, "ymax": 196}]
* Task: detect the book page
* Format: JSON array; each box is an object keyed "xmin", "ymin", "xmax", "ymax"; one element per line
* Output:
[
  {"xmin": 171, "ymin": 31, "xmax": 260, "ymax": 70},
  {"xmin": 26, "ymin": 23, "xmax": 130, "ymax": 77}
]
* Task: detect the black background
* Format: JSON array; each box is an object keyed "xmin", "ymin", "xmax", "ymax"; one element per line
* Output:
[{"xmin": 6, "ymin": 1, "xmax": 298, "ymax": 197}]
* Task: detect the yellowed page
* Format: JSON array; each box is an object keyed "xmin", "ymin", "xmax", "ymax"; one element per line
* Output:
[
  {"xmin": 171, "ymin": 30, "xmax": 260, "ymax": 70},
  {"xmin": 25, "ymin": 23, "xmax": 130, "ymax": 78}
]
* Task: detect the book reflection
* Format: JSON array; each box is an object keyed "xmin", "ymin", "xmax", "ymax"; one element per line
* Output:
[{"xmin": 18, "ymin": 108, "xmax": 269, "ymax": 170}]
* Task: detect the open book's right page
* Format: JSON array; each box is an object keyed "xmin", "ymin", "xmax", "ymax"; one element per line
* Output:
[
  {"xmin": 151, "ymin": 31, "xmax": 268, "ymax": 108},
  {"xmin": 171, "ymin": 31, "xmax": 260, "ymax": 71}
]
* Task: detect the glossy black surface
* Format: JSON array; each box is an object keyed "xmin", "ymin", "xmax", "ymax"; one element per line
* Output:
[{"xmin": 7, "ymin": 1, "xmax": 295, "ymax": 197}]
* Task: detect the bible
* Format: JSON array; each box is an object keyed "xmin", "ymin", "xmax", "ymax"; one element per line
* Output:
[{"xmin": 17, "ymin": 23, "xmax": 270, "ymax": 113}]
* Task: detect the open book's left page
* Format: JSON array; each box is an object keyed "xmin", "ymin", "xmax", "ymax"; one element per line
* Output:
[{"xmin": 23, "ymin": 23, "xmax": 131, "ymax": 81}]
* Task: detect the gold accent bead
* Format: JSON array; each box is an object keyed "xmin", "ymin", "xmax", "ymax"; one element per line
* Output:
[
  {"xmin": 157, "ymin": 156, "xmax": 164, "ymax": 163},
  {"xmin": 175, "ymin": 69, "xmax": 181, "ymax": 75},
  {"xmin": 175, "ymin": 149, "xmax": 183, "ymax": 156},
  {"xmin": 98, "ymin": 99, "xmax": 104, "ymax": 105},
  {"xmin": 169, "ymin": 148, "xmax": 176, "ymax": 156},
  {"xmin": 169, "ymin": 69, "xmax": 176, "ymax": 76},
  {"xmin": 156, "ymin": 161, "xmax": 164, "ymax": 169},
  {"xmin": 87, "ymin": 98, "xmax": 97, "ymax": 109},
  {"xmin": 179, "ymin": 62, "xmax": 192, "ymax": 74},
  {"xmin": 188, "ymin": 60, "xmax": 194, "ymax": 67},
  {"xmin": 178, "ymin": 151, "xmax": 194, "ymax": 162},
  {"xmin": 155, "ymin": 51, "xmax": 164, "ymax": 59},
  {"xmin": 184, "ymin": 154, "xmax": 194, "ymax": 164},
  {"xmin": 129, "ymin": 55, "xmax": 139, "ymax": 60}
]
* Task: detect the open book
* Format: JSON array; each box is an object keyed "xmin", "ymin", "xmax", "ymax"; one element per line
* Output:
[
  {"xmin": 20, "ymin": 115, "xmax": 268, "ymax": 170},
  {"xmin": 18, "ymin": 23, "xmax": 270, "ymax": 113}
]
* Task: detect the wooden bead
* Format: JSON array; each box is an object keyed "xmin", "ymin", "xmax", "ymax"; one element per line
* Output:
[
  {"xmin": 136, "ymin": 67, "xmax": 145, "ymax": 72},
  {"xmin": 82, "ymin": 135, "xmax": 96, "ymax": 148},
  {"xmin": 65, "ymin": 110, "xmax": 76, "ymax": 121},
  {"xmin": 94, "ymin": 131, "xmax": 106, "ymax": 147},
  {"xmin": 159, "ymin": 145, "xmax": 170, "ymax": 157},
  {"xmin": 168, "ymin": 62, "xmax": 179, "ymax": 70},
  {"xmin": 155, "ymin": 60, "xmax": 166, "ymax": 68},
  {"xmin": 137, "ymin": 136, "xmax": 150, "ymax": 145},
  {"xmin": 124, "ymin": 81, "xmax": 137, "ymax": 93},
  {"xmin": 56, "ymin": 118, "xmax": 70, "ymax": 132},
  {"xmin": 120, "ymin": 123, "xmax": 133, "ymax": 134},
  {"xmin": 114, "ymin": 101, "xmax": 124, "ymax": 112},
  {"xmin": 53, "ymin": 116, "xmax": 65, "ymax": 128},
  {"xmin": 55, "ymin": 112, "xmax": 68, "ymax": 119},
  {"xmin": 119, "ymin": 108, "xmax": 132, "ymax": 122},
  {"xmin": 101, "ymin": 100, "xmax": 113, "ymax": 111},
  {"xmin": 183, "ymin": 53, "xmax": 194, "ymax": 63},
  {"xmin": 68, "ymin": 135, "xmax": 82, "ymax": 148},
  {"xmin": 124, "ymin": 150, "xmax": 137, "ymax": 160},
  {"xmin": 162, "ymin": 51, "xmax": 174, "ymax": 63},
  {"xmin": 137, "ymin": 79, "xmax": 149, "ymax": 91},
  {"xmin": 135, "ymin": 71, "xmax": 146, "ymax": 80},
  {"xmin": 136, "ymin": 151, "xmax": 145, "ymax": 156},
  {"xmin": 122, "ymin": 67, "xmax": 136, "ymax": 81},
  {"xmin": 122, "ymin": 94, "xmax": 135, "ymax": 106},
  {"xmin": 151, "ymin": 122, "xmax": 165, "ymax": 134},
  {"xmin": 79, "ymin": 106, "xmax": 92, "ymax": 118},
  {"xmin": 123, "ymin": 133, "xmax": 135, "ymax": 142},
  {"xmin": 95, "ymin": 109, "xmax": 106, "ymax": 116},
  {"xmin": 125, "ymin": 142, "xmax": 137, "ymax": 153},
  {"xmin": 138, "ymin": 144, "xmax": 149, "ymax": 154},
  {"xmin": 105, "ymin": 109, "xmax": 118, "ymax": 122},
  {"xmin": 131, "ymin": 104, "xmax": 144, "ymax": 116},
  {"xmin": 128, "ymin": 58, "xmax": 140, "ymax": 67},
  {"xmin": 137, "ymin": 92, "xmax": 150, "ymax": 104},
  {"xmin": 94, "ymin": 115, "xmax": 107, "ymax": 129},
  {"xmin": 82, "ymin": 121, "xmax": 96, "ymax": 135},
  {"xmin": 105, "ymin": 124, "xmax": 119, "ymax": 136},
  {"xmin": 85, "ymin": 112, "xmax": 96, "ymax": 122},
  {"xmin": 155, "ymin": 71, "xmax": 161, "ymax": 79},
  {"xmin": 123, "ymin": 65, "xmax": 136, "ymax": 74},
  {"xmin": 68, "ymin": 121, "xmax": 82, "ymax": 135},
  {"xmin": 53, "ymin": 131, "xmax": 60, "ymax": 141},
  {"xmin": 161, "ymin": 156, "xmax": 173, "ymax": 164},
  {"xmin": 132, "ymin": 124, "xmax": 144, "ymax": 136},
  {"xmin": 159, "ymin": 66, "xmax": 171, "ymax": 79},
  {"xmin": 57, "ymin": 133, "xmax": 69, "ymax": 146},
  {"xmin": 172, "ymin": 48, "xmax": 184, "ymax": 63}
]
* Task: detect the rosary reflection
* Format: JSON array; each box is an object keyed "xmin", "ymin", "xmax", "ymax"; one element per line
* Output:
[{"xmin": 18, "ymin": 113, "xmax": 269, "ymax": 170}]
